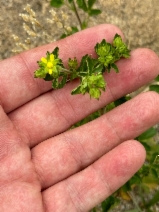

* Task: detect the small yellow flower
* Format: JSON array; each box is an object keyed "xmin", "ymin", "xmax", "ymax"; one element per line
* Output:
[{"xmin": 40, "ymin": 54, "xmax": 55, "ymax": 75}]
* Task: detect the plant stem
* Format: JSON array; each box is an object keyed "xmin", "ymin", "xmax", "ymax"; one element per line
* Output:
[
  {"xmin": 72, "ymin": 0, "xmax": 82, "ymax": 30},
  {"xmin": 127, "ymin": 191, "xmax": 143, "ymax": 212},
  {"xmin": 60, "ymin": 67, "xmax": 72, "ymax": 73}
]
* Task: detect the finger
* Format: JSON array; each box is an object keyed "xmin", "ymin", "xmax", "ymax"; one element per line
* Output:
[
  {"xmin": 0, "ymin": 105, "xmax": 18, "ymax": 163},
  {"xmin": 9, "ymin": 48, "xmax": 159, "ymax": 147},
  {"xmin": 0, "ymin": 24, "xmax": 121, "ymax": 113},
  {"xmin": 42, "ymin": 140, "xmax": 146, "ymax": 212},
  {"xmin": 0, "ymin": 105, "xmax": 28, "ymax": 184},
  {"xmin": 31, "ymin": 91, "xmax": 159, "ymax": 189}
]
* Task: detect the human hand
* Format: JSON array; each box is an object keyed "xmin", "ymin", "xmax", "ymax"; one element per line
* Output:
[{"xmin": 0, "ymin": 24, "xmax": 159, "ymax": 212}]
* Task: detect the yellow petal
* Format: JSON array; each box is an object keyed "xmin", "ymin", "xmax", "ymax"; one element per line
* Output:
[
  {"xmin": 49, "ymin": 69, "xmax": 53, "ymax": 74},
  {"xmin": 41, "ymin": 57, "xmax": 47, "ymax": 63},
  {"xmin": 50, "ymin": 54, "xmax": 54, "ymax": 62}
]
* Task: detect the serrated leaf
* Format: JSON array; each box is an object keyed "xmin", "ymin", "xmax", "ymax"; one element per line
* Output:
[
  {"xmin": 86, "ymin": 56, "xmax": 93, "ymax": 75},
  {"xmin": 52, "ymin": 47, "xmax": 59, "ymax": 58},
  {"xmin": 89, "ymin": 9, "xmax": 101, "ymax": 16},
  {"xmin": 52, "ymin": 75, "xmax": 67, "ymax": 89},
  {"xmin": 78, "ymin": 55, "xmax": 89, "ymax": 76},
  {"xmin": 78, "ymin": 55, "xmax": 96, "ymax": 76},
  {"xmin": 138, "ymin": 127, "xmax": 157, "ymax": 140},
  {"xmin": 34, "ymin": 68, "xmax": 46, "ymax": 79},
  {"xmin": 59, "ymin": 75, "xmax": 67, "ymax": 88},
  {"xmin": 95, "ymin": 40, "xmax": 116, "ymax": 68},
  {"xmin": 44, "ymin": 73, "xmax": 54, "ymax": 81},
  {"xmin": 113, "ymin": 34, "xmax": 130, "ymax": 58},
  {"xmin": 111, "ymin": 63, "xmax": 119, "ymax": 73},
  {"xmin": 93, "ymin": 63, "xmax": 104, "ymax": 74},
  {"xmin": 50, "ymin": 0, "xmax": 64, "ymax": 8},
  {"xmin": 88, "ymin": 0, "xmax": 96, "ymax": 9},
  {"xmin": 149, "ymin": 85, "xmax": 159, "ymax": 93},
  {"xmin": 71, "ymin": 85, "xmax": 82, "ymax": 95}
]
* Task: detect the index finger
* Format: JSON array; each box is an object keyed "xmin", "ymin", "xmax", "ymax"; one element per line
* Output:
[{"xmin": 0, "ymin": 24, "xmax": 123, "ymax": 113}]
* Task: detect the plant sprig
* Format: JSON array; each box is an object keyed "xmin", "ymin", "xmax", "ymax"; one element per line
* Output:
[
  {"xmin": 50, "ymin": 0, "xmax": 102, "ymax": 33},
  {"xmin": 34, "ymin": 34, "xmax": 130, "ymax": 99}
]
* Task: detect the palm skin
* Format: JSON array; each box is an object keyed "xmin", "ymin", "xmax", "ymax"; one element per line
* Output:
[{"xmin": 0, "ymin": 24, "xmax": 159, "ymax": 212}]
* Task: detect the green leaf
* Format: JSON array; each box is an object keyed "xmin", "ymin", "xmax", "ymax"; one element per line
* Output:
[
  {"xmin": 113, "ymin": 34, "xmax": 130, "ymax": 58},
  {"xmin": 68, "ymin": 58, "xmax": 78, "ymax": 70},
  {"xmin": 143, "ymin": 176, "xmax": 159, "ymax": 185},
  {"xmin": 81, "ymin": 20, "xmax": 88, "ymax": 29},
  {"xmin": 50, "ymin": 0, "xmax": 64, "ymax": 8},
  {"xmin": 101, "ymin": 196, "xmax": 120, "ymax": 211},
  {"xmin": 88, "ymin": 9, "xmax": 101, "ymax": 16},
  {"xmin": 155, "ymin": 75, "xmax": 159, "ymax": 81},
  {"xmin": 95, "ymin": 39, "xmax": 117, "ymax": 68},
  {"xmin": 106, "ymin": 102, "xmax": 115, "ymax": 112},
  {"xmin": 76, "ymin": 0, "xmax": 88, "ymax": 12},
  {"xmin": 71, "ymin": 26, "xmax": 79, "ymax": 33},
  {"xmin": 52, "ymin": 47, "xmax": 59, "ymax": 58},
  {"xmin": 34, "ymin": 69, "xmax": 46, "ymax": 79},
  {"xmin": 137, "ymin": 127, "xmax": 157, "ymax": 140},
  {"xmin": 89, "ymin": 88, "xmax": 101, "ymax": 99},
  {"xmin": 93, "ymin": 63, "xmax": 104, "ymax": 74},
  {"xmin": 71, "ymin": 85, "xmax": 81, "ymax": 95},
  {"xmin": 114, "ymin": 96, "xmax": 130, "ymax": 107},
  {"xmin": 52, "ymin": 75, "xmax": 67, "ymax": 89},
  {"xmin": 111, "ymin": 63, "xmax": 119, "ymax": 73},
  {"xmin": 88, "ymin": 0, "xmax": 96, "ymax": 9},
  {"xmin": 78, "ymin": 55, "xmax": 96, "ymax": 76},
  {"xmin": 140, "ymin": 141, "xmax": 151, "ymax": 151},
  {"xmin": 60, "ymin": 33, "xmax": 67, "ymax": 39},
  {"xmin": 149, "ymin": 85, "xmax": 159, "ymax": 93},
  {"xmin": 71, "ymin": 74, "xmax": 106, "ymax": 99},
  {"xmin": 68, "ymin": 0, "xmax": 73, "ymax": 3},
  {"xmin": 129, "ymin": 174, "xmax": 141, "ymax": 186},
  {"xmin": 44, "ymin": 73, "xmax": 54, "ymax": 81}
]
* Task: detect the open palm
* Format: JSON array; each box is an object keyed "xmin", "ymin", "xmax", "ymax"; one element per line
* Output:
[{"xmin": 0, "ymin": 25, "xmax": 159, "ymax": 212}]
